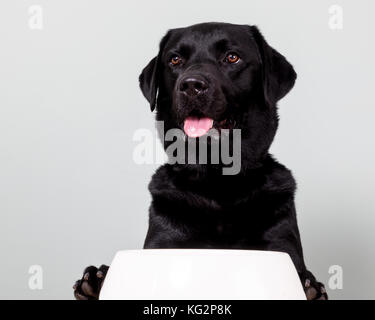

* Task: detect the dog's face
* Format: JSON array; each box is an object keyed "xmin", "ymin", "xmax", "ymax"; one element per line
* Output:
[
  {"xmin": 159, "ymin": 23, "xmax": 262, "ymax": 138},
  {"xmin": 140, "ymin": 23, "xmax": 296, "ymax": 166}
]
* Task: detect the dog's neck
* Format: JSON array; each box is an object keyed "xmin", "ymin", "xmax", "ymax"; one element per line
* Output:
[{"xmin": 170, "ymin": 153, "xmax": 270, "ymax": 179}]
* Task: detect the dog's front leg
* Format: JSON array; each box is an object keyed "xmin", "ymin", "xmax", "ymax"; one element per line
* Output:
[
  {"xmin": 143, "ymin": 207, "xmax": 192, "ymax": 248},
  {"xmin": 263, "ymin": 200, "xmax": 328, "ymax": 300}
]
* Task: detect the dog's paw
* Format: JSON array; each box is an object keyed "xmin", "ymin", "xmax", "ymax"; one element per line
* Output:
[
  {"xmin": 73, "ymin": 265, "xmax": 109, "ymax": 300},
  {"xmin": 303, "ymin": 278, "xmax": 328, "ymax": 300}
]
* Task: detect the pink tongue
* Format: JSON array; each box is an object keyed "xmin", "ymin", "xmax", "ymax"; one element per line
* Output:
[{"xmin": 183, "ymin": 117, "xmax": 214, "ymax": 138}]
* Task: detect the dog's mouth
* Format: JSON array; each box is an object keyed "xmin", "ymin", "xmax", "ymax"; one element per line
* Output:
[
  {"xmin": 183, "ymin": 117, "xmax": 213, "ymax": 138},
  {"xmin": 183, "ymin": 116, "xmax": 236, "ymax": 138}
]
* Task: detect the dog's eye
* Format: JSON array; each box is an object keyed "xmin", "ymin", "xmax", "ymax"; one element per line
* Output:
[
  {"xmin": 170, "ymin": 55, "xmax": 182, "ymax": 66},
  {"xmin": 225, "ymin": 53, "xmax": 240, "ymax": 64}
]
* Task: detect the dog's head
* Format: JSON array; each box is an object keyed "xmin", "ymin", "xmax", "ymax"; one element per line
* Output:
[{"xmin": 139, "ymin": 22, "xmax": 296, "ymax": 167}]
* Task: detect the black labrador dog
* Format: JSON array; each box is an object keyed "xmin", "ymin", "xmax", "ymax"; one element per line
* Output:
[{"xmin": 74, "ymin": 22, "xmax": 327, "ymax": 300}]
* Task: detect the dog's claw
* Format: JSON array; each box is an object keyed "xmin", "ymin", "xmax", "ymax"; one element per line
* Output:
[
  {"xmin": 304, "ymin": 279, "xmax": 311, "ymax": 288},
  {"xmin": 96, "ymin": 271, "xmax": 104, "ymax": 279}
]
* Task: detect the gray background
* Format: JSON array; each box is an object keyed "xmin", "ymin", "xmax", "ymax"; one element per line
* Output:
[{"xmin": 0, "ymin": 0, "xmax": 374, "ymax": 299}]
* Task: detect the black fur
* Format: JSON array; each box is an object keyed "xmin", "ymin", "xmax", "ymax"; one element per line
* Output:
[
  {"xmin": 74, "ymin": 22, "xmax": 327, "ymax": 300},
  {"xmin": 140, "ymin": 22, "xmax": 327, "ymax": 300}
]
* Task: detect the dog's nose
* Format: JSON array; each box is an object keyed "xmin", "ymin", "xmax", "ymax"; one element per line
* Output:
[{"xmin": 179, "ymin": 76, "xmax": 208, "ymax": 96}]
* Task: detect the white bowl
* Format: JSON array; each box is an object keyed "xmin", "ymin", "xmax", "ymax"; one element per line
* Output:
[{"xmin": 99, "ymin": 249, "xmax": 306, "ymax": 300}]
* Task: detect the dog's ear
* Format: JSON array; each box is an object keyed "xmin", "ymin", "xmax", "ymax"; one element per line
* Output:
[
  {"xmin": 139, "ymin": 32, "xmax": 171, "ymax": 111},
  {"xmin": 249, "ymin": 26, "xmax": 297, "ymax": 106}
]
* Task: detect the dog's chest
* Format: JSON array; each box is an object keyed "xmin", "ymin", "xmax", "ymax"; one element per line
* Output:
[
  {"xmin": 156, "ymin": 180, "xmax": 277, "ymax": 233},
  {"xmin": 150, "ymin": 164, "xmax": 293, "ymax": 243}
]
